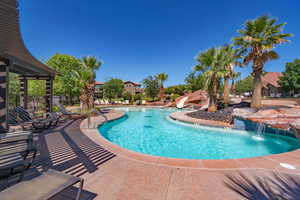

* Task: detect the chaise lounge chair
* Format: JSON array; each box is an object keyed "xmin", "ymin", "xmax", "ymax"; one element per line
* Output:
[
  {"xmin": 56, "ymin": 103, "xmax": 83, "ymax": 119},
  {"xmin": 0, "ymin": 169, "xmax": 84, "ymax": 200},
  {"xmin": 0, "ymin": 131, "xmax": 37, "ymax": 182},
  {"xmin": 15, "ymin": 106, "xmax": 54, "ymax": 130}
]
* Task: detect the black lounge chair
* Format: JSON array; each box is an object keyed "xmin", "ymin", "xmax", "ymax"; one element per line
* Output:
[
  {"xmin": 8, "ymin": 112, "xmax": 33, "ymax": 131},
  {"xmin": 0, "ymin": 169, "xmax": 84, "ymax": 200},
  {"xmin": 15, "ymin": 106, "xmax": 53, "ymax": 129},
  {"xmin": 43, "ymin": 112, "xmax": 63, "ymax": 126},
  {"xmin": 56, "ymin": 103, "xmax": 85, "ymax": 119},
  {"xmin": 57, "ymin": 103, "xmax": 81, "ymax": 115},
  {"xmin": 0, "ymin": 131, "xmax": 37, "ymax": 181}
]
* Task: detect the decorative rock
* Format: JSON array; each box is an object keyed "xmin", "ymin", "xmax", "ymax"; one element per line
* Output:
[
  {"xmin": 175, "ymin": 90, "xmax": 208, "ymax": 107},
  {"xmin": 290, "ymin": 121, "xmax": 300, "ymax": 140},
  {"xmin": 234, "ymin": 105, "xmax": 300, "ymax": 131}
]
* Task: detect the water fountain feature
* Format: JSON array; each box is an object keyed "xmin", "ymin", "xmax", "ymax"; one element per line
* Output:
[{"xmin": 252, "ymin": 123, "xmax": 266, "ymax": 141}]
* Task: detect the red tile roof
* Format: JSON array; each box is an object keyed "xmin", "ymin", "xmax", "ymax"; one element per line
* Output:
[
  {"xmin": 124, "ymin": 81, "xmax": 141, "ymax": 86},
  {"xmin": 262, "ymin": 72, "xmax": 283, "ymax": 88},
  {"xmin": 95, "ymin": 81, "xmax": 104, "ymax": 85}
]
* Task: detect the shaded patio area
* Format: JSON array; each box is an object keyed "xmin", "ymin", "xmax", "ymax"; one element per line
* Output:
[{"xmin": 1, "ymin": 117, "xmax": 115, "ymax": 199}]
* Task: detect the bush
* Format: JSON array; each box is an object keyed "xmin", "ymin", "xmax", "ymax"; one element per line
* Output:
[
  {"xmin": 123, "ymin": 92, "xmax": 133, "ymax": 100},
  {"xmin": 133, "ymin": 93, "xmax": 144, "ymax": 101},
  {"xmin": 52, "ymin": 105, "xmax": 60, "ymax": 112},
  {"xmin": 170, "ymin": 94, "xmax": 180, "ymax": 102}
]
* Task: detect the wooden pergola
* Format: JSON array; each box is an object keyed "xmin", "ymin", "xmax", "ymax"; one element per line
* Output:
[{"xmin": 0, "ymin": 0, "xmax": 56, "ymax": 132}]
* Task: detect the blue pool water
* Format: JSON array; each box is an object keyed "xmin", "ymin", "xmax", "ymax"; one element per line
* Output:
[{"xmin": 99, "ymin": 108, "xmax": 300, "ymax": 160}]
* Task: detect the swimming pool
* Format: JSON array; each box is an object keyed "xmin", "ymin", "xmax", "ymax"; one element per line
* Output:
[{"xmin": 99, "ymin": 107, "xmax": 300, "ymax": 160}]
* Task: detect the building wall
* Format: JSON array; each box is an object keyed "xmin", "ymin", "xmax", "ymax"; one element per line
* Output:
[
  {"xmin": 95, "ymin": 82, "xmax": 144, "ymax": 98},
  {"xmin": 262, "ymin": 84, "xmax": 283, "ymax": 97}
]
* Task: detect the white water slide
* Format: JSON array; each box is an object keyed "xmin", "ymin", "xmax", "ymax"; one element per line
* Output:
[{"xmin": 176, "ymin": 96, "xmax": 189, "ymax": 109}]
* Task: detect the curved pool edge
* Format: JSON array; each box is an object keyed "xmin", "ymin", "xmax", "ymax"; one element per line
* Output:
[
  {"xmin": 169, "ymin": 111, "xmax": 233, "ymax": 128},
  {"xmin": 80, "ymin": 108, "xmax": 300, "ymax": 170}
]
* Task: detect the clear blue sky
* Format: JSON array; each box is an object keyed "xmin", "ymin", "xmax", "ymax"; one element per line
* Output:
[{"xmin": 19, "ymin": 0, "xmax": 300, "ymax": 86}]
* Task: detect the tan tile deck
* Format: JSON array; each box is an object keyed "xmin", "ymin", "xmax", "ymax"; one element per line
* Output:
[{"xmin": 4, "ymin": 108, "xmax": 300, "ymax": 200}]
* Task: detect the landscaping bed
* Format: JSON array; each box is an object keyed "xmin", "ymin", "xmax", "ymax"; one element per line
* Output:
[{"xmin": 186, "ymin": 102, "xmax": 250, "ymax": 123}]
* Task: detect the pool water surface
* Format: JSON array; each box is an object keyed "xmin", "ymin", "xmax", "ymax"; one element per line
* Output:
[{"xmin": 99, "ymin": 108, "xmax": 300, "ymax": 160}]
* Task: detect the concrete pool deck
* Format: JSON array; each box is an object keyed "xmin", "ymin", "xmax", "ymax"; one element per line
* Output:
[
  {"xmin": 12, "ymin": 108, "xmax": 300, "ymax": 199},
  {"xmin": 74, "ymin": 108, "xmax": 300, "ymax": 199}
]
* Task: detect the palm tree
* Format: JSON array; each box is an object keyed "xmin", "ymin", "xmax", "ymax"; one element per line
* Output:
[
  {"xmin": 233, "ymin": 15, "xmax": 292, "ymax": 108},
  {"xmin": 155, "ymin": 73, "xmax": 168, "ymax": 101},
  {"xmin": 231, "ymin": 71, "xmax": 241, "ymax": 96},
  {"xmin": 73, "ymin": 68, "xmax": 94, "ymax": 111},
  {"xmin": 221, "ymin": 45, "xmax": 241, "ymax": 107},
  {"xmin": 74, "ymin": 56, "xmax": 102, "ymax": 111},
  {"xmin": 194, "ymin": 47, "xmax": 227, "ymax": 112}
]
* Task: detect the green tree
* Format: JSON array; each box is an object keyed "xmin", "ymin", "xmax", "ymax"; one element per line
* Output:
[
  {"xmin": 185, "ymin": 72, "xmax": 205, "ymax": 92},
  {"xmin": 279, "ymin": 59, "xmax": 300, "ymax": 96},
  {"xmin": 220, "ymin": 45, "xmax": 241, "ymax": 106},
  {"xmin": 28, "ymin": 80, "xmax": 45, "ymax": 110},
  {"xmin": 155, "ymin": 73, "xmax": 168, "ymax": 101},
  {"xmin": 9, "ymin": 73, "xmax": 20, "ymax": 108},
  {"xmin": 194, "ymin": 47, "xmax": 227, "ymax": 112},
  {"xmin": 123, "ymin": 92, "xmax": 133, "ymax": 101},
  {"xmin": 133, "ymin": 93, "xmax": 144, "ymax": 101},
  {"xmin": 165, "ymin": 85, "xmax": 188, "ymax": 96},
  {"xmin": 46, "ymin": 54, "xmax": 82, "ymax": 105},
  {"xmin": 234, "ymin": 15, "xmax": 292, "ymax": 108},
  {"xmin": 143, "ymin": 76, "xmax": 160, "ymax": 101},
  {"xmin": 235, "ymin": 75, "xmax": 253, "ymax": 94},
  {"xmin": 103, "ymin": 78, "xmax": 124, "ymax": 101}
]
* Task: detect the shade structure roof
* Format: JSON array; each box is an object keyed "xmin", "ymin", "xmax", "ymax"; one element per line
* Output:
[{"xmin": 0, "ymin": 0, "xmax": 56, "ymax": 77}]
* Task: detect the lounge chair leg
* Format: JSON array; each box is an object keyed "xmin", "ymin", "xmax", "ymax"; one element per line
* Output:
[
  {"xmin": 18, "ymin": 171, "xmax": 25, "ymax": 182},
  {"xmin": 76, "ymin": 179, "xmax": 84, "ymax": 200},
  {"xmin": 4, "ymin": 177, "xmax": 9, "ymax": 188}
]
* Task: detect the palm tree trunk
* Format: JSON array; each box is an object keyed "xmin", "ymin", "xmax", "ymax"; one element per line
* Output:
[
  {"xmin": 223, "ymin": 76, "xmax": 230, "ymax": 107},
  {"xmin": 251, "ymin": 71, "xmax": 263, "ymax": 108},
  {"xmin": 159, "ymin": 86, "xmax": 164, "ymax": 101},
  {"xmin": 208, "ymin": 95, "xmax": 217, "ymax": 112},
  {"xmin": 208, "ymin": 79, "xmax": 218, "ymax": 112}
]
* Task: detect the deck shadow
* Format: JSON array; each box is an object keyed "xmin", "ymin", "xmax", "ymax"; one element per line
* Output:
[
  {"xmin": 224, "ymin": 171, "xmax": 300, "ymax": 200},
  {"xmin": 1, "ymin": 118, "xmax": 116, "ymax": 199},
  {"xmin": 34, "ymin": 119, "xmax": 116, "ymax": 176}
]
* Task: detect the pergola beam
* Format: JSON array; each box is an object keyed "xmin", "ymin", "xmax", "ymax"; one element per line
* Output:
[
  {"xmin": 19, "ymin": 76, "xmax": 28, "ymax": 109},
  {"xmin": 45, "ymin": 78, "xmax": 53, "ymax": 113},
  {"xmin": 0, "ymin": 62, "xmax": 9, "ymax": 132}
]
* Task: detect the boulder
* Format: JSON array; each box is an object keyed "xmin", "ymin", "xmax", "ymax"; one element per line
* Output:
[{"xmin": 175, "ymin": 90, "xmax": 208, "ymax": 108}]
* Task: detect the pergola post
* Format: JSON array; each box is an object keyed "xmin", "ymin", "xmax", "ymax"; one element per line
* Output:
[
  {"xmin": 0, "ymin": 59, "xmax": 9, "ymax": 133},
  {"xmin": 19, "ymin": 76, "xmax": 28, "ymax": 109},
  {"xmin": 45, "ymin": 77, "xmax": 53, "ymax": 113}
]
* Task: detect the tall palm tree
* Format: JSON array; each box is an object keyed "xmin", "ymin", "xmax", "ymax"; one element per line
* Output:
[
  {"xmin": 76, "ymin": 56, "xmax": 102, "ymax": 110},
  {"xmin": 231, "ymin": 71, "xmax": 241, "ymax": 95},
  {"xmin": 73, "ymin": 69, "xmax": 93, "ymax": 111},
  {"xmin": 155, "ymin": 73, "xmax": 168, "ymax": 101},
  {"xmin": 221, "ymin": 45, "xmax": 241, "ymax": 107},
  {"xmin": 233, "ymin": 15, "xmax": 292, "ymax": 108},
  {"xmin": 194, "ymin": 47, "xmax": 227, "ymax": 112}
]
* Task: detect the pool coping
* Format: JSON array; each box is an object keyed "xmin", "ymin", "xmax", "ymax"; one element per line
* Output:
[
  {"xmin": 80, "ymin": 107, "xmax": 300, "ymax": 170},
  {"xmin": 169, "ymin": 111, "xmax": 233, "ymax": 128}
]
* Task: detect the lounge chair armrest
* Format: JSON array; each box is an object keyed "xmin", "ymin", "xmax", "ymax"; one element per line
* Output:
[
  {"xmin": 0, "ymin": 142, "xmax": 37, "ymax": 158},
  {"xmin": 0, "ymin": 131, "xmax": 33, "ymax": 144}
]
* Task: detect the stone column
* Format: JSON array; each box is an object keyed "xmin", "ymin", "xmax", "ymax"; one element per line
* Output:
[
  {"xmin": 19, "ymin": 76, "xmax": 28, "ymax": 109},
  {"xmin": 0, "ymin": 60, "xmax": 9, "ymax": 133},
  {"xmin": 45, "ymin": 77, "xmax": 53, "ymax": 113}
]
